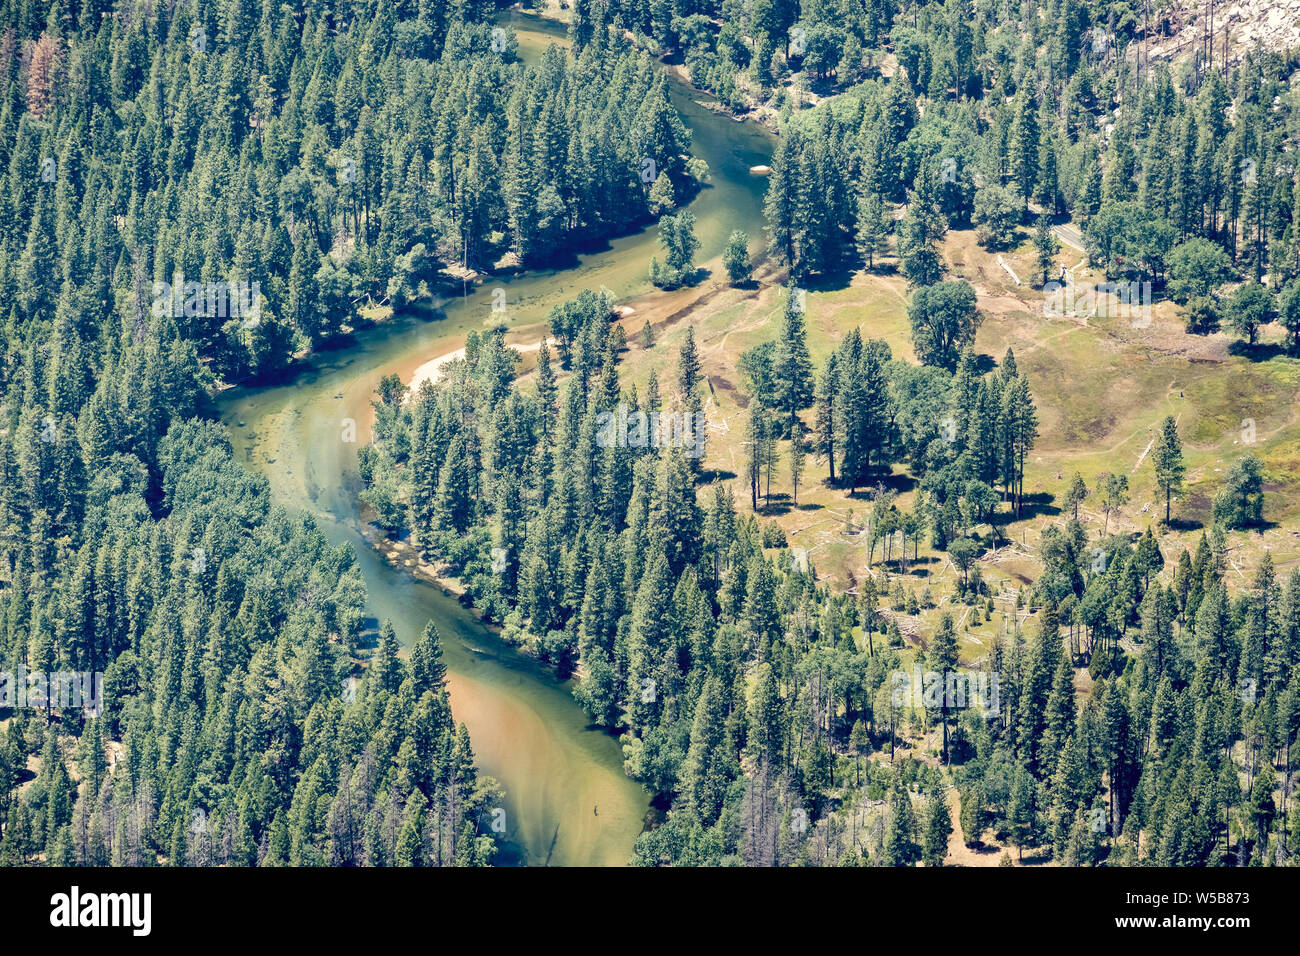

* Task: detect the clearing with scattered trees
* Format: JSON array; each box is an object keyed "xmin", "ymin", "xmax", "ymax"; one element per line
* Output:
[{"xmin": 2, "ymin": 0, "xmax": 1300, "ymax": 872}]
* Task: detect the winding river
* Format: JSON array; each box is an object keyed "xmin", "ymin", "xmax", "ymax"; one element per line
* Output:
[{"xmin": 217, "ymin": 13, "xmax": 772, "ymax": 865}]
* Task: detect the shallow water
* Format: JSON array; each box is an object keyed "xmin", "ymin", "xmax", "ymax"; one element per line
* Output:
[{"xmin": 218, "ymin": 14, "xmax": 772, "ymax": 866}]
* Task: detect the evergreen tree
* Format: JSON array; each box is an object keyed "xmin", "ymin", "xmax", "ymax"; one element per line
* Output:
[
  {"xmin": 931, "ymin": 611, "xmax": 960, "ymax": 763},
  {"xmin": 922, "ymin": 796, "xmax": 952, "ymax": 867},
  {"xmin": 855, "ymin": 192, "xmax": 890, "ymax": 269},
  {"xmin": 773, "ymin": 283, "xmax": 814, "ymax": 437},
  {"xmin": 813, "ymin": 352, "xmax": 840, "ymax": 485},
  {"xmin": 789, "ymin": 435, "xmax": 805, "ymax": 504},
  {"xmin": 883, "ymin": 784, "xmax": 921, "ymax": 866},
  {"xmin": 1032, "ymin": 215, "xmax": 1059, "ymax": 286},
  {"xmin": 1152, "ymin": 416, "xmax": 1186, "ymax": 525}
]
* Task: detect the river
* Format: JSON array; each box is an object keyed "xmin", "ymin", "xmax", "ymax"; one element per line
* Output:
[{"xmin": 217, "ymin": 12, "xmax": 772, "ymax": 866}]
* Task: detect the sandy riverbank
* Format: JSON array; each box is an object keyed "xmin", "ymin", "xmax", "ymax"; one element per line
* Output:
[
  {"xmin": 404, "ymin": 337, "xmax": 548, "ymax": 396},
  {"xmin": 402, "ymin": 305, "xmax": 637, "ymax": 396}
]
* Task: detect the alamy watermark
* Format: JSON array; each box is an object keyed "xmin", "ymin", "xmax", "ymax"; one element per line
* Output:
[
  {"xmin": 595, "ymin": 403, "xmax": 707, "ymax": 459},
  {"xmin": 889, "ymin": 664, "xmax": 999, "ymax": 716},
  {"xmin": 1044, "ymin": 277, "xmax": 1152, "ymax": 327},
  {"xmin": 1, "ymin": 666, "xmax": 104, "ymax": 716},
  {"xmin": 152, "ymin": 273, "xmax": 261, "ymax": 328}
]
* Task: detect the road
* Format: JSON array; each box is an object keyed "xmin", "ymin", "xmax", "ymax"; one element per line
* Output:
[{"xmin": 1026, "ymin": 200, "xmax": 1087, "ymax": 254}]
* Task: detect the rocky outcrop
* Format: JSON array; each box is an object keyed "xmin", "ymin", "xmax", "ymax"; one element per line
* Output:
[{"xmin": 1147, "ymin": 0, "xmax": 1300, "ymax": 66}]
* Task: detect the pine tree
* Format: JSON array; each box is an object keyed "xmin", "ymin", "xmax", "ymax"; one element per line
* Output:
[
  {"xmin": 789, "ymin": 435, "xmax": 805, "ymax": 504},
  {"xmin": 1152, "ymin": 415, "xmax": 1186, "ymax": 525},
  {"xmin": 813, "ymin": 352, "xmax": 839, "ymax": 484},
  {"xmin": 764, "ymin": 124, "xmax": 808, "ymax": 273},
  {"xmin": 855, "ymin": 191, "xmax": 889, "ymax": 269},
  {"xmin": 411, "ymin": 621, "xmax": 449, "ymax": 696},
  {"xmin": 899, "ymin": 188, "xmax": 945, "ymax": 286},
  {"xmin": 959, "ymin": 784, "xmax": 985, "ymax": 847},
  {"xmin": 922, "ymin": 796, "xmax": 952, "ymax": 867},
  {"xmin": 374, "ymin": 619, "xmax": 404, "ymax": 694},
  {"xmin": 682, "ymin": 676, "xmax": 732, "ymax": 826},
  {"xmin": 858, "ymin": 575, "xmax": 879, "ymax": 656},
  {"xmin": 931, "ymin": 611, "xmax": 960, "ymax": 763},
  {"xmin": 1063, "ymin": 472, "xmax": 1088, "ymax": 520},
  {"xmin": 1006, "ymin": 763, "xmax": 1039, "ymax": 861},
  {"xmin": 745, "ymin": 399, "xmax": 767, "ymax": 512},
  {"xmin": 1032, "ymin": 215, "xmax": 1058, "ymax": 286},
  {"xmin": 648, "ymin": 171, "xmax": 676, "ymax": 216},
  {"xmin": 1036, "ymin": 126, "xmax": 1060, "ymax": 214},
  {"xmin": 434, "ymin": 434, "xmax": 473, "ymax": 534},
  {"xmin": 883, "ymin": 784, "xmax": 921, "ymax": 866},
  {"xmin": 773, "ymin": 283, "xmax": 814, "ymax": 438},
  {"xmin": 678, "ymin": 325, "xmax": 701, "ymax": 402}
]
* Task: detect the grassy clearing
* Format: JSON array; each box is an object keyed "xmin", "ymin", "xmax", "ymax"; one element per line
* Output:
[{"xmin": 587, "ymin": 222, "xmax": 1300, "ymax": 666}]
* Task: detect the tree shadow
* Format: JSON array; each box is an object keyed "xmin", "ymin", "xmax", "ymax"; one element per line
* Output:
[
  {"xmin": 1019, "ymin": 850, "xmax": 1056, "ymax": 866},
  {"xmin": 238, "ymin": 360, "xmax": 309, "ymax": 389},
  {"xmin": 1227, "ymin": 340, "xmax": 1289, "ymax": 362},
  {"xmin": 798, "ymin": 269, "xmax": 855, "ymax": 295},
  {"xmin": 0, "ymin": 751, "xmax": 35, "ymax": 787},
  {"xmin": 863, "ymin": 260, "xmax": 900, "ymax": 277},
  {"xmin": 1236, "ymin": 518, "xmax": 1281, "ymax": 533},
  {"xmin": 895, "ymin": 555, "xmax": 943, "ymax": 578},
  {"xmin": 1011, "ymin": 493, "xmax": 1060, "ymax": 521},
  {"xmin": 314, "ymin": 330, "xmax": 362, "ymax": 352},
  {"xmin": 700, "ymin": 468, "xmax": 738, "ymax": 482},
  {"xmin": 806, "ymin": 73, "xmax": 841, "ymax": 98},
  {"xmin": 878, "ymin": 472, "xmax": 919, "ymax": 495},
  {"xmin": 759, "ymin": 492, "xmax": 796, "ymax": 516},
  {"xmin": 418, "ymin": 304, "xmax": 449, "ymax": 324}
]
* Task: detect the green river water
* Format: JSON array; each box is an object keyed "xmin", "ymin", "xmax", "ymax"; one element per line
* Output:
[{"xmin": 217, "ymin": 13, "xmax": 773, "ymax": 865}]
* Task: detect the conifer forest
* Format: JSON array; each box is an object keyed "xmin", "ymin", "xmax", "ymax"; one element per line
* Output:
[{"xmin": 2, "ymin": 0, "xmax": 1300, "ymax": 893}]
